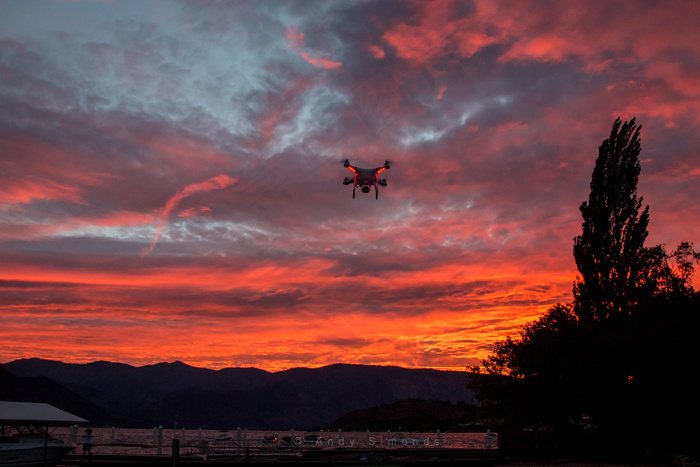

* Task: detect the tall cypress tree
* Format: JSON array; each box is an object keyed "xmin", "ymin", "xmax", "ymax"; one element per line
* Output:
[{"xmin": 573, "ymin": 118, "xmax": 650, "ymax": 322}]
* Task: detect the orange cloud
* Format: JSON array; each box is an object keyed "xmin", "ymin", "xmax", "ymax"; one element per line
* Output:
[{"xmin": 0, "ymin": 247, "xmax": 574, "ymax": 371}]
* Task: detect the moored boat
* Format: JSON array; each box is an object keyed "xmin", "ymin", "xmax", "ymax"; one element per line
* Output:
[
  {"xmin": 302, "ymin": 433, "xmax": 323, "ymax": 446},
  {"xmin": 260, "ymin": 433, "xmax": 277, "ymax": 445},
  {"xmin": 213, "ymin": 433, "xmax": 233, "ymax": 441},
  {"xmin": 0, "ymin": 434, "xmax": 74, "ymax": 467}
]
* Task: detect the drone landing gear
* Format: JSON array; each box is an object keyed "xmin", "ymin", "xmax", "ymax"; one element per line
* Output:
[{"xmin": 352, "ymin": 186, "xmax": 356, "ymax": 199}]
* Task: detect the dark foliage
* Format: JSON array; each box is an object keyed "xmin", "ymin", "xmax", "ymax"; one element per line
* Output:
[
  {"xmin": 469, "ymin": 118, "xmax": 700, "ymax": 457},
  {"xmin": 573, "ymin": 118, "xmax": 650, "ymax": 322}
]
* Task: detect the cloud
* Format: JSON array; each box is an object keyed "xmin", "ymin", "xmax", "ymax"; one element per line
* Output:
[
  {"xmin": 140, "ymin": 175, "xmax": 237, "ymax": 256},
  {"xmin": 381, "ymin": 0, "xmax": 503, "ymax": 65},
  {"xmin": 0, "ymin": 178, "xmax": 86, "ymax": 206},
  {"xmin": 367, "ymin": 44, "xmax": 385, "ymax": 59},
  {"xmin": 1, "ymin": 0, "xmax": 699, "ymax": 370},
  {"xmin": 285, "ymin": 26, "xmax": 342, "ymax": 69}
]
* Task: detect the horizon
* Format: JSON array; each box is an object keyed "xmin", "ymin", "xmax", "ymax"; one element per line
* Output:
[
  {"xmin": 1, "ymin": 1, "xmax": 699, "ymax": 372},
  {"xmin": 2, "ymin": 357, "xmax": 464, "ymax": 373}
]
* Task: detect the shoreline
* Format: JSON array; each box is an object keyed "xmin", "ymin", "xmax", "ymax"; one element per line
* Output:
[{"xmin": 57, "ymin": 449, "xmax": 680, "ymax": 467}]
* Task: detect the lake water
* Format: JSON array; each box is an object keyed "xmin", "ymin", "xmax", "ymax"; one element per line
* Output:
[{"xmin": 52, "ymin": 427, "xmax": 497, "ymax": 455}]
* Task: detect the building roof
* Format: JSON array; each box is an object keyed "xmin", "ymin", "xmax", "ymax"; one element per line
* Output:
[{"xmin": 0, "ymin": 401, "xmax": 87, "ymax": 424}]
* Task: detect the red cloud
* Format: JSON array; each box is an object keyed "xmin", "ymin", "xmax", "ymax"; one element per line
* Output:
[
  {"xmin": 382, "ymin": 0, "xmax": 502, "ymax": 65},
  {"xmin": 367, "ymin": 44, "xmax": 385, "ymax": 59},
  {"xmin": 500, "ymin": 34, "xmax": 571, "ymax": 63},
  {"xmin": 141, "ymin": 174, "xmax": 237, "ymax": 256},
  {"xmin": 0, "ymin": 178, "xmax": 86, "ymax": 206},
  {"xmin": 285, "ymin": 26, "xmax": 342, "ymax": 69}
]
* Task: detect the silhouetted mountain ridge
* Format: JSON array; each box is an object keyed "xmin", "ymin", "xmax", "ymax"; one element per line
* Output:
[
  {"xmin": 2, "ymin": 359, "xmax": 474, "ymax": 430},
  {"xmin": 329, "ymin": 399, "xmax": 479, "ymax": 432},
  {"xmin": 0, "ymin": 366, "xmax": 119, "ymax": 425}
]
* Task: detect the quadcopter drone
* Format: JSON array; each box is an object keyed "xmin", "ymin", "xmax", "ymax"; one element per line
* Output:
[{"xmin": 342, "ymin": 159, "xmax": 390, "ymax": 199}]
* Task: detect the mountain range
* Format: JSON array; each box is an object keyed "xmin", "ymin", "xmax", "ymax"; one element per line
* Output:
[{"xmin": 1, "ymin": 359, "xmax": 474, "ymax": 430}]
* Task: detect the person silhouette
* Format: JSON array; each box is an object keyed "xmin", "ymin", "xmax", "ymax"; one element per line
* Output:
[{"xmin": 82, "ymin": 428, "xmax": 92, "ymax": 462}]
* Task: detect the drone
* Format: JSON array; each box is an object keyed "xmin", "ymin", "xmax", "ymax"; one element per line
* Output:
[{"xmin": 342, "ymin": 159, "xmax": 391, "ymax": 199}]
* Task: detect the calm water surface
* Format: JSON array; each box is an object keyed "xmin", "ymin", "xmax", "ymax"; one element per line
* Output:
[{"xmin": 53, "ymin": 427, "xmax": 498, "ymax": 455}]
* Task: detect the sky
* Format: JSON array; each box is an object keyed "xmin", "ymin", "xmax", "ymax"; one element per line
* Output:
[{"xmin": 1, "ymin": 0, "xmax": 699, "ymax": 372}]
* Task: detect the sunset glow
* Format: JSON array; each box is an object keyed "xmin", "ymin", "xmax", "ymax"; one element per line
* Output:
[{"xmin": 1, "ymin": 0, "xmax": 699, "ymax": 372}]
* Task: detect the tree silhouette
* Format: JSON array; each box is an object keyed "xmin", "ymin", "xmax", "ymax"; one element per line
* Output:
[
  {"xmin": 573, "ymin": 118, "xmax": 650, "ymax": 322},
  {"xmin": 469, "ymin": 118, "xmax": 700, "ymax": 457}
]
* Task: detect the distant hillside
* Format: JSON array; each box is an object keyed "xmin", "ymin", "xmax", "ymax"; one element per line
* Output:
[
  {"xmin": 2, "ymin": 359, "xmax": 474, "ymax": 430},
  {"xmin": 329, "ymin": 399, "xmax": 478, "ymax": 432},
  {"xmin": 0, "ymin": 366, "xmax": 118, "ymax": 425}
]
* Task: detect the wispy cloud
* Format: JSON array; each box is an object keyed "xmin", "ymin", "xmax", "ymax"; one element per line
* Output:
[
  {"xmin": 141, "ymin": 175, "xmax": 237, "ymax": 256},
  {"xmin": 285, "ymin": 26, "xmax": 342, "ymax": 70}
]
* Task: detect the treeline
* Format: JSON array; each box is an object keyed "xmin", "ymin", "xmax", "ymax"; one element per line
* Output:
[{"xmin": 469, "ymin": 118, "xmax": 700, "ymax": 459}]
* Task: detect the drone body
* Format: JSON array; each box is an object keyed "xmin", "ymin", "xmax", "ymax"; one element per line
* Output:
[{"xmin": 342, "ymin": 159, "xmax": 390, "ymax": 199}]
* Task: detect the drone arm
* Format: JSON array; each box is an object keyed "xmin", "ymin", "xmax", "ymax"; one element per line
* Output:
[
  {"xmin": 344, "ymin": 160, "xmax": 358, "ymax": 174},
  {"xmin": 372, "ymin": 161, "xmax": 390, "ymax": 172},
  {"xmin": 374, "ymin": 164, "xmax": 389, "ymax": 175}
]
